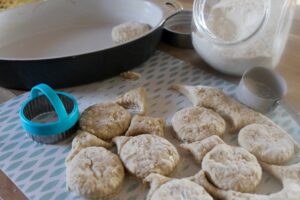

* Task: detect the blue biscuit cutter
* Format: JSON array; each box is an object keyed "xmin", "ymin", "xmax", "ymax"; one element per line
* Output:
[{"xmin": 20, "ymin": 83, "xmax": 79, "ymax": 144}]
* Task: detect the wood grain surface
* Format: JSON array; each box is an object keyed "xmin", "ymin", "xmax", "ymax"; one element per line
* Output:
[{"xmin": 1, "ymin": 1, "xmax": 300, "ymax": 199}]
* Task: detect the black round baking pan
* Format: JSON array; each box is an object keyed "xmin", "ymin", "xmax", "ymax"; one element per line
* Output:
[
  {"xmin": 0, "ymin": 0, "xmax": 182, "ymax": 89},
  {"xmin": 0, "ymin": 29, "xmax": 162, "ymax": 89}
]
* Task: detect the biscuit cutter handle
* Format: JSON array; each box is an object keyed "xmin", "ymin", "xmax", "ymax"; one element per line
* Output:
[
  {"xmin": 152, "ymin": 0, "xmax": 183, "ymax": 21},
  {"xmin": 30, "ymin": 83, "xmax": 68, "ymax": 121}
]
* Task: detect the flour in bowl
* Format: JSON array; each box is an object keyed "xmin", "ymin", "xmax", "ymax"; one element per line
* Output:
[{"xmin": 192, "ymin": 0, "xmax": 294, "ymax": 75}]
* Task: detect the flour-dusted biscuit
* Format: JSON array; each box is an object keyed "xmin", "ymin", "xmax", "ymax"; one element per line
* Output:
[
  {"xmin": 238, "ymin": 124, "xmax": 295, "ymax": 165},
  {"xmin": 171, "ymin": 84, "xmax": 300, "ymax": 150},
  {"xmin": 172, "ymin": 107, "xmax": 225, "ymax": 143},
  {"xmin": 66, "ymin": 147, "xmax": 124, "ymax": 199},
  {"xmin": 79, "ymin": 102, "xmax": 131, "ymax": 140},
  {"xmin": 202, "ymin": 144, "xmax": 262, "ymax": 192},
  {"xmin": 113, "ymin": 134, "xmax": 180, "ymax": 178},
  {"xmin": 144, "ymin": 172, "xmax": 213, "ymax": 200},
  {"xmin": 65, "ymin": 130, "xmax": 113, "ymax": 164},
  {"xmin": 196, "ymin": 162, "xmax": 300, "ymax": 200},
  {"xmin": 125, "ymin": 115, "xmax": 165, "ymax": 137},
  {"xmin": 170, "ymin": 84, "xmax": 271, "ymax": 132},
  {"xmin": 112, "ymin": 21, "xmax": 150, "ymax": 43},
  {"xmin": 116, "ymin": 87, "xmax": 148, "ymax": 115},
  {"xmin": 180, "ymin": 135, "xmax": 225, "ymax": 164}
]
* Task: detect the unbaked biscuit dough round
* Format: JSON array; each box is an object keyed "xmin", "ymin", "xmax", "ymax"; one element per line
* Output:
[
  {"xmin": 172, "ymin": 107, "xmax": 226, "ymax": 143},
  {"xmin": 79, "ymin": 102, "xmax": 131, "ymax": 140},
  {"xmin": 66, "ymin": 147, "xmax": 124, "ymax": 199},
  {"xmin": 111, "ymin": 21, "xmax": 150, "ymax": 43},
  {"xmin": 150, "ymin": 179, "xmax": 213, "ymax": 200},
  {"xmin": 202, "ymin": 144, "xmax": 262, "ymax": 192},
  {"xmin": 238, "ymin": 124, "xmax": 295, "ymax": 165},
  {"xmin": 114, "ymin": 134, "xmax": 180, "ymax": 178}
]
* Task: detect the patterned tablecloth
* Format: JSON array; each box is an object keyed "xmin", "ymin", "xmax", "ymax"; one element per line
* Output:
[
  {"xmin": 0, "ymin": 87, "xmax": 16, "ymax": 104},
  {"xmin": 0, "ymin": 51, "xmax": 299, "ymax": 200}
]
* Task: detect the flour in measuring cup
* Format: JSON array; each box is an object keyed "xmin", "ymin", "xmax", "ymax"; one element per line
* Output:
[
  {"xmin": 192, "ymin": 0, "xmax": 288, "ymax": 75},
  {"xmin": 206, "ymin": 0, "xmax": 265, "ymax": 42}
]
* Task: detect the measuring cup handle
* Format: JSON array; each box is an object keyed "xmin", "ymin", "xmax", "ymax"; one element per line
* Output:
[
  {"xmin": 152, "ymin": 0, "xmax": 183, "ymax": 21},
  {"xmin": 30, "ymin": 83, "xmax": 68, "ymax": 121}
]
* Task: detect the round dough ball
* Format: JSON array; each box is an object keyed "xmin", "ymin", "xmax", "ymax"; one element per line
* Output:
[
  {"xmin": 118, "ymin": 134, "xmax": 180, "ymax": 178},
  {"xmin": 111, "ymin": 21, "xmax": 150, "ymax": 43},
  {"xmin": 79, "ymin": 102, "xmax": 131, "ymax": 140},
  {"xmin": 238, "ymin": 124, "xmax": 294, "ymax": 165},
  {"xmin": 66, "ymin": 147, "xmax": 124, "ymax": 199},
  {"xmin": 202, "ymin": 144, "xmax": 262, "ymax": 192},
  {"xmin": 150, "ymin": 179, "xmax": 213, "ymax": 200},
  {"xmin": 172, "ymin": 107, "xmax": 226, "ymax": 143}
]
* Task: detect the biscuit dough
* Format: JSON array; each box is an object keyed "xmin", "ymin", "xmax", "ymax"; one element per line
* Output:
[
  {"xmin": 196, "ymin": 162, "xmax": 300, "ymax": 200},
  {"xmin": 79, "ymin": 102, "xmax": 131, "ymax": 140},
  {"xmin": 180, "ymin": 135, "xmax": 225, "ymax": 164},
  {"xmin": 112, "ymin": 21, "xmax": 150, "ymax": 43},
  {"xmin": 170, "ymin": 84, "xmax": 271, "ymax": 132},
  {"xmin": 144, "ymin": 172, "xmax": 213, "ymax": 200},
  {"xmin": 120, "ymin": 71, "xmax": 141, "ymax": 80},
  {"xmin": 171, "ymin": 84, "xmax": 300, "ymax": 163},
  {"xmin": 65, "ymin": 130, "xmax": 113, "ymax": 164},
  {"xmin": 116, "ymin": 87, "xmax": 148, "ymax": 115},
  {"xmin": 202, "ymin": 144, "xmax": 262, "ymax": 192},
  {"xmin": 113, "ymin": 135, "xmax": 180, "ymax": 178},
  {"xmin": 172, "ymin": 107, "xmax": 226, "ymax": 143},
  {"xmin": 66, "ymin": 147, "xmax": 124, "ymax": 199},
  {"xmin": 238, "ymin": 124, "xmax": 295, "ymax": 164},
  {"xmin": 125, "ymin": 115, "xmax": 165, "ymax": 137}
]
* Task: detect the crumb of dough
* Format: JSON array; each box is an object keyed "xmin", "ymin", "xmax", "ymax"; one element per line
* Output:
[{"xmin": 120, "ymin": 71, "xmax": 141, "ymax": 80}]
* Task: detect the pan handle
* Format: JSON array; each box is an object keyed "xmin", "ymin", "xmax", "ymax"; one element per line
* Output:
[{"xmin": 153, "ymin": 0, "xmax": 184, "ymax": 21}]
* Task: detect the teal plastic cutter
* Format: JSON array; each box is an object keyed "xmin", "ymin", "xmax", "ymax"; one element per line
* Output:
[{"xmin": 20, "ymin": 84, "xmax": 79, "ymax": 144}]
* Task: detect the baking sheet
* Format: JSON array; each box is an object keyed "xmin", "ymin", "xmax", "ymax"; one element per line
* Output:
[{"xmin": 0, "ymin": 51, "xmax": 300, "ymax": 200}]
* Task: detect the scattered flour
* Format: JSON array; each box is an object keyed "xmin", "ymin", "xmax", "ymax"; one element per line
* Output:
[{"xmin": 192, "ymin": 0, "xmax": 293, "ymax": 75}]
